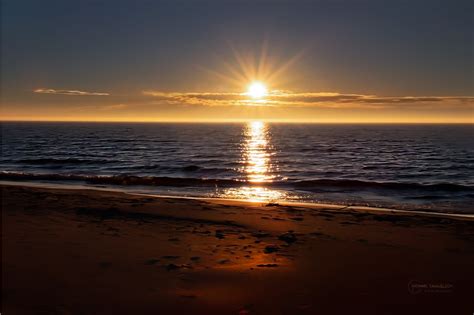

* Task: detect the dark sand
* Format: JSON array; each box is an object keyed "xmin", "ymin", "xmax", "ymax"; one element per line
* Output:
[{"xmin": 2, "ymin": 184, "xmax": 473, "ymax": 314}]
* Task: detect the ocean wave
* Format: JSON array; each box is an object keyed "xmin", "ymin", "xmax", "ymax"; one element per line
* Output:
[
  {"xmin": 12, "ymin": 158, "xmax": 113, "ymax": 165},
  {"xmin": 0, "ymin": 172, "xmax": 240, "ymax": 187},
  {"xmin": 1, "ymin": 171, "xmax": 473, "ymax": 193},
  {"xmin": 182, "ymin": 165, "xmax": 201, "ymax": 171},
  {"xmin": 179, "ymin": 165, "xmax": 233, "ymax": 174},
  {"xmin": 291, "ymin": 179, "xmax": 474, "ymax": 192}
]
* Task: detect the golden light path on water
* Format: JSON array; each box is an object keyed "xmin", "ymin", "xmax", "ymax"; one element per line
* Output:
[
  {"xmin": 222, "ymin": 121, "xmax": 288, "ymax": 202},
  {"xmin": 245, "ymin": 121, "xmax": 273, "ymax": 183}
]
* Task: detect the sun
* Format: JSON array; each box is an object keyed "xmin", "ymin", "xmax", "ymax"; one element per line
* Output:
[{"xmin": 247, "ymin": 81, "xmax": 268, "ymax": 98}]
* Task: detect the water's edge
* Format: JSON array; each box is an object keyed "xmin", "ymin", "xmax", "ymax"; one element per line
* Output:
[{"xmin": 2, "ymin": 180, "xmax": 473, "ymax": 220}]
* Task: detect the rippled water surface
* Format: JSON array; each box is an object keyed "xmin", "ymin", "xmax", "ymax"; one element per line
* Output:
[{"xmin": 1, "ymin": 122, "xmax": 473, "ymax": 212}]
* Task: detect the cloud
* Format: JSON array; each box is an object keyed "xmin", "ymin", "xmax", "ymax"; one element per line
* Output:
[
  {"xmin": 34, "ymin": 88, "xmax": 109, "ymax": 96},
  {"xmin": 143, "ymin": 90, "xmax": 474, "ymax": 109},
  {"xmin": 143, "ymin": 91, "xmax": 246, "ymax": 106},
  {"xmin": 100, "ymin": 104, "xmax": 128, "ymax": 110}
]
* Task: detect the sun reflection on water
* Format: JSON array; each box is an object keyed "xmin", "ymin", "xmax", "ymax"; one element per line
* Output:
[
  {"xmin": 222, "ymin": 186, "xmax": 284, "ymax": 203},
  {"xmin": 244, "ymin": 121, "xmax": 274, "ymax": 183},
  {"xmin": 222, "ymin": 121, "xmax": 287, "ymax": 202}
]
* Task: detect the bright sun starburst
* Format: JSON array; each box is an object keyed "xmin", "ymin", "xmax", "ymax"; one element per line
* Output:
[
  {"xmin": 247, "ymin": 81, "xmax": 268, "ymax": 98},
  {"xmin": 199, "ymin": 41, "xmax": 304, "ymax": 104}
]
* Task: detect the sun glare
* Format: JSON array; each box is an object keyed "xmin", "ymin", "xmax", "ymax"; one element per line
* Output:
[{"xmin": 247, "ymin": 82, "xmax": 268, "ymax": 98}]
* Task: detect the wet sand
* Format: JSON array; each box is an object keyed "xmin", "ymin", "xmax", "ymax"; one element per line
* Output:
[{"xmin": 2, "ymin": 184, "xmax": 473, "ymax": 314}]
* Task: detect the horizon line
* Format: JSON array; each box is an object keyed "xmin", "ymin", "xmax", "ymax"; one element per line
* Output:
[{"xmin": 1, "ymin": 119, "xmax": 473, "ymax": 124}]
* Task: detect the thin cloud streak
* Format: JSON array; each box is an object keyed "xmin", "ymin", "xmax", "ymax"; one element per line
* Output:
[
  {"xmin": 143, "ymin": 90, "xmax": 474, "ymax": 109},
  {"xmin": 34, "ymin": 88, "xmax": 110, "ymax": 96}
]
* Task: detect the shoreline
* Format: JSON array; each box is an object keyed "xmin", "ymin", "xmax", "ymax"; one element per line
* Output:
[{"xmin": 1, "ymin": 180, "xmax": 473, "ymax": 220}]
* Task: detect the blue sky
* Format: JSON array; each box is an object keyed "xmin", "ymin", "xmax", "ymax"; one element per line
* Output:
[{"xmin": 1, "ymin": 0, "xmax": 473, "ymax": 122}]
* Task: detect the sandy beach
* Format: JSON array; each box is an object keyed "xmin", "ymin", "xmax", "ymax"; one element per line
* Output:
[{"xmin": 2, "ymin": 184, "xmax": 473, "ymax": 314}]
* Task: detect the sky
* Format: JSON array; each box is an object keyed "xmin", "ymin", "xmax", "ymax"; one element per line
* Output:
[{"xmin": 1, "ymin": 0, "xmax": 473, "ymax": 122}]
